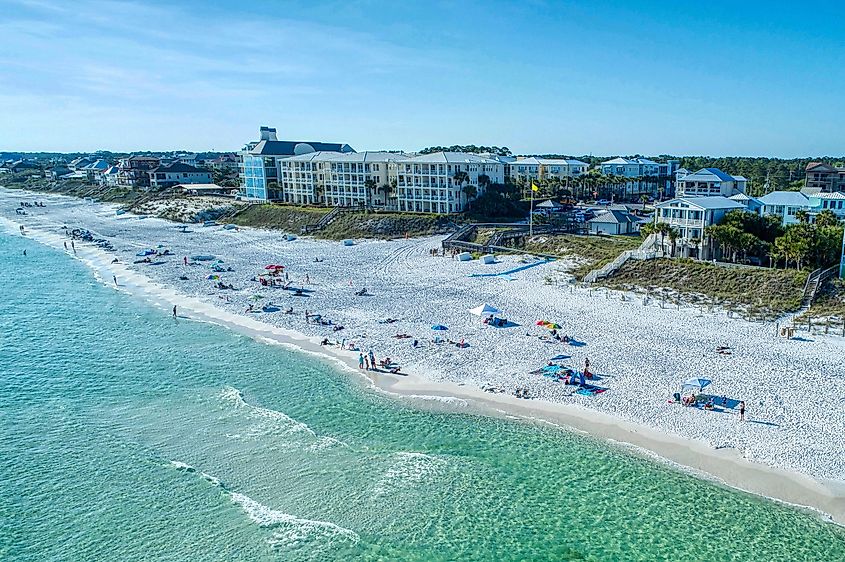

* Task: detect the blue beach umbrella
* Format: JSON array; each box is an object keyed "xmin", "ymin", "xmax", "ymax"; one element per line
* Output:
[
  {"xmin": 682, "ymin": 377, "xmax": 711, "ymax": 391},
  {"xmin": 431, "ymin": 325, "xmax": 448, "ymax": 331}
]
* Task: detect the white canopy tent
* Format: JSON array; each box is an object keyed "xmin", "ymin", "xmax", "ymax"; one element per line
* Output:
[{"xmin": 469, "ymin": 304, "xmax": 500, "ymax": 316}]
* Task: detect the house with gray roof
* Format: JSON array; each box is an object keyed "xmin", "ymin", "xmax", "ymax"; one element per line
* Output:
[
  {"xmin": 149, "ymin": 162, "xmax": 212, "ymax": 190},
  {"xmin": 758, "ymin": 191, "xmax": 811, "ymax": 225},
  {"xmin": 675, "ymin": 168, "xmax": 748, "ymax": 197},
  {"xmin": 653, "ymin": 196, "xmax": 746, "ymax": 258},
  {"xmin": 588, "ymin": 209, "xmax": 643, "ymax": 235}
]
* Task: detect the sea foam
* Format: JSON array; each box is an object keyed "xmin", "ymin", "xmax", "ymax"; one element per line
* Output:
[{"xmin": 230, "ymin": 492, "xmax": 359, "ymax": 548}]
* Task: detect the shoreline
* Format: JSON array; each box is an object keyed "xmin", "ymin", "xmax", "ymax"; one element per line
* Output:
[{"xmin": 4, "ymin": 213, "xmax": 844, "ymax": 527}]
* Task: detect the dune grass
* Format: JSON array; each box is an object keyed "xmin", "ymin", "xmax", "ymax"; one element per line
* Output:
[
  {"xmin": 523, "ymin": 234, "xmax": 643, "ymax": 278},
  {"xmin": 601, "ymin": 258, "xmax": 808, "ymax": 318}
]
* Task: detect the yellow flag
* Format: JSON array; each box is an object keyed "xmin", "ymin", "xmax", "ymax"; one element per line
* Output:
[{"xmin": 531, "ymin": 182, "xmax": 539, "ymax": 192}]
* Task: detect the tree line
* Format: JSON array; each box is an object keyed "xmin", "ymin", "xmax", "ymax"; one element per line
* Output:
[{"xmin": 704, "ymin": 210, "xmax": 843, "ymax": 270}]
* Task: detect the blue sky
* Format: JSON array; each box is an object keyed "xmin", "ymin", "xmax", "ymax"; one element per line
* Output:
[{"xmin": 1, "ymin": 0, "xmax": 843, "ymax": 156}]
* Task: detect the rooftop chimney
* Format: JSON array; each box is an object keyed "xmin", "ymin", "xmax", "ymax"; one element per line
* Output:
[{"xmin": 259, "ymin": 126, "xmax": 278, "ymax": 141}]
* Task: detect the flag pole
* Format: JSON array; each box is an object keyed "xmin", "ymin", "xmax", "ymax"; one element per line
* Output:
[
  {"xmin": 840, "ymin": 225, "xmax": 845, "ymax": 279},
  {"xmin": 529, "ymin": 181, "xmax": 534, "ymax": 237}
]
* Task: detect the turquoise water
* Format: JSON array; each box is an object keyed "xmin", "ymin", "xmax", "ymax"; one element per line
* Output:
[{"xmin": 2, "ymin": 232, "xmax": 844, "ymax": 562}]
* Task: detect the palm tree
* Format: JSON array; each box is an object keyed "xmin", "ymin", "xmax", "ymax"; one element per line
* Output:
[
  {"xmin": 364, "ymin": 178, "xmax": 377, "ymax": 208},
  {"xmin": 478, "ymin": 174, "xmax": 491, "ymax": 193}
]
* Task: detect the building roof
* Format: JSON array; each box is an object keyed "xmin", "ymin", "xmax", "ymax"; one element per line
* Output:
[
  {"xmin": 152, "ymin": 162, "xmax": 206, "ymax": 173},
  {"xmin": 538, "ymin": 158, "xmax": 589, "ymax": 167},
  {"xmin": 83, "ymin": 159, "xmax": 110, "ymax": 171},
  {"xmin": 601, "ymin": 157, "xmax": 658, "ymax": 166},
  {"xmin": 535, "ymin": 199, "xmax": 563, "ymax": 209},
  {"xmin": 401, "ymin": 152, "xmax": 502, "ymax": 164},
  {"xmin": 328, "ymin": 151, "xmax": 406, "ymax": 163},
  {"xmin": 249, "ymin": 140, "xmax": 354, "ymax": 156},
  {"xmin": 281, "ymin": 151, "xmax": 345, "ymax": 163},
  {"xmin": 810, "ymin": 191, "xmax": 845, "ymax": 200},
  {"xmin": 805, "ymin": 162, "xmax": 841, "ymax": 172},
  {"xmin": 757, "ymin": 191, "xmax": 810, "ymax": 207},
  {"xmin": 679, "ymin": 168, "xmax": 738, "ymax": 182},
  {"xmin": 511, "ymin": 157, "xmax": 541, "ymax": 166},
  {"xmin": 588, "ymin": 209, "xmax": 640, "ymax": 224},
  {"xmin": 655, "ymin": 196, "xmax": 746, "ymax": 210}
]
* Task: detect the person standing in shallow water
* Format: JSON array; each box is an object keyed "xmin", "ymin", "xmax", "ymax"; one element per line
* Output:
[
  {"xmin": 172, "ymin": 305, "xmax": 177, "ymax": 318},
  {"xmin": 358, "ymin": 353, "xmax": 364, "ymax": 370},
  {"xmin": 22, "ymin": 250, "xmax": 26, "ymax": 256},
  {"xmin": 113, "ymin": 275, "xmax": 117, "ymax": 286}
]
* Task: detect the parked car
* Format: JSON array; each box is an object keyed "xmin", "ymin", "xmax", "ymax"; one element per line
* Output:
[{"xmin": 595, "ymin": 199, "xmax": 611, "ymax": 206}]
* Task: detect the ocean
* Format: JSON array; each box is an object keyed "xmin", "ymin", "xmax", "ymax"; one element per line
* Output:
[{"xmin": 2, "ymin": 231, "xmax": 844, "ymax": 561}]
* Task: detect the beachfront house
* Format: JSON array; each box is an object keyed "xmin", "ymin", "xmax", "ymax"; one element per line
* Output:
[
  {"xmin": 276, "ymin": 151, "xmax": 339, "ymax": 205},
  {"xmin": 804, "ymin": 162, "xmax": 845, "ymax": 193},
  {"xmin": 99, "ymin": 165, "xmax": 120, "ymax": 187},
  {"xmin": 323, "ymin": 152, "xmax": 405, "ymax": 209},
  {"xmin": 588, "ymin": 209, "xmax": 642, "ymax": 235},
  {"xmin": 117, "ymin": 155, "xmax": 160, "ymax": 189},
  {"xmin": 807, "ymin": 192, "xmax": 845, "ymax": 220},
  {"xmin": 728, "ymin": 192, "xmax": 763, "ymax": 214},
  {"xmin": 239, "ymin": 126, "xmax": 354, "ymax": 201},
  {"xmin": 758, "ymin": 191, "xmax": 811, "ymax": 226},
  {"xmin": 599, "ymin": 157, "xmax": 680, "ymax": 197},
  {"xmin": 507, "ymin": 157, "xmax": 541, "ymax": 182},
  {"xmin": 675, "ymin": 168, "xmax": 747, "ymax": 198},
  {"xmin": 507, "ymin": 157, "xmax": 588, "ymax": 183},
  {"xmin": 393, "ymin": 152, "xmax": 505, "ymax": 214},
  {"xmin": 148, "ymin": 162, "xmax": 212, "ymax": 190},
  {"xmin": 654, "ymin": 196, "xmax": 745, "ymax": 258}
]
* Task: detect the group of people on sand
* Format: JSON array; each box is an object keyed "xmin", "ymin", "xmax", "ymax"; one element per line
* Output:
[
  {"xmin": 678, "ymin": 393, "xmax": 746, "ymax": 421},
  {"xmin": 357, "ymin": 350, "xmax": 402, "ymax": 374},
  {"xmin": 19, "ymin": 201, "xmax": 44, "ymax": 208}
]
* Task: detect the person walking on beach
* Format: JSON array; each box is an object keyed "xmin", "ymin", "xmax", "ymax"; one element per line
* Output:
[
  {"xmin": 183, "ymin": 256, "xmax": 188, "ymax": 266},
  {"xmin": 71, "ymin": 240, "xmax": 76, "ymax": 254},
  {"xmin": 172, "ymin": 305, "xmax": 177, "ymax": 318},
  {"xmin": 368, "ymin": 350, "xmax": 376, "ymax": 370},
  {"xmin": 305, "ymin": 273, "xmax": 310, "ymax": 285},
  {"xmin": 64, "ymin": 241, "xmax": 67, "ymax": 250},
  {"xmin": 739, "ymin": 401, "xmax": 746, "ymax": 422},
  {"xmin": 113, "ymin": 275, "xmax": 117, "ymax": 286},
  {"xmin": 358, "ymin": 353, "xmax": 365, "ymax": 370},
  {"xmin": 364, "ymin": 354, "xmax": 370, "ymax": 370}
]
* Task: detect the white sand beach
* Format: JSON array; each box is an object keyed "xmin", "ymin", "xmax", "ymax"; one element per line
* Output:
[{"xmin": 4, "ymin": 187, "xmax": 845, "ymax": 524}]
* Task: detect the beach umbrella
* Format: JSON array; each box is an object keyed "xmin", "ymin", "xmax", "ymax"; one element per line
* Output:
[
  {"xmin": 536, "ymin": 320, "xmax": 547, "ymax": 326},
  {"xmin": 549, "ymin": 354, "xmax": 570, "ymax": 361},
  {"xmin": 469, "ymin": 304, "xmax": 500, "ymax": 316},
  {"xmin": 250, "ymin": 294, "xmax": 264, "ymax": 301},
  {"xmin": 545, "ymin": 323, "xmax": 562, "ymax": 330},
  {"xmin": 682, "ymin": 377, "xmax": 711, "ymax": 391},
  {"xmin": 542, "ymin": 365, "xmax": 565, "ymax": 373},
  {"xmin": 431, "ymin": 325, "xmax": 448, "ymax": 331},
  {"xmin": 264, "ymin": 264, "xmax": 284, "ymax": 270},
  {"xmin": 207, "ymin": 274, "xmax": 220, "ymax": 280}
]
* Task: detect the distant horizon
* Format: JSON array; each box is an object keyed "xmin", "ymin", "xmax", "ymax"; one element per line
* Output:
[
  {"xmin": 2, "ymin": 1, "xmax": 844, "ymax": 157},
  {"xmin": 2, "ymin": 145, "xmax": 845, "ymax": 161}
]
